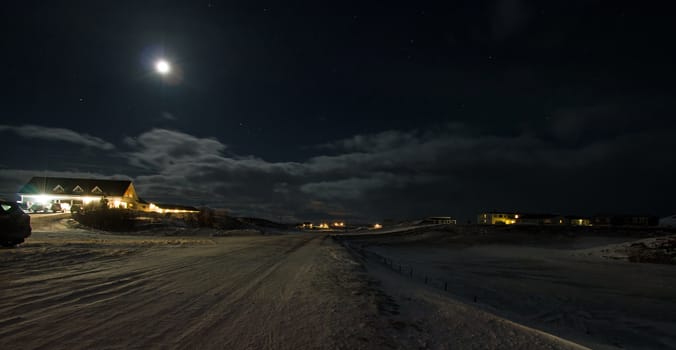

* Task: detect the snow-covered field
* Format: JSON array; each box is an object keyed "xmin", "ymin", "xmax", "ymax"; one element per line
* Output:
[
  {"xmin": 1, "ymin": 216, "xmax": 619, "ymax": 349},
  {"xmin": 344, "ymin": 228, "xmax": 676, "ymax": 349}
]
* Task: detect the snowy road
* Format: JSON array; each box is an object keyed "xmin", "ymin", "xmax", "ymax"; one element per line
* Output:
[
  {"xmin": 1, "ymin": 233, "xmax": 369, "ymax": 349},
  {"xmin": 1, "ymin": 218, "xmax": 586, "ymax": 349}
]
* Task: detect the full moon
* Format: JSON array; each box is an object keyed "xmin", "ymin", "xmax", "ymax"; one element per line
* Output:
[{"xmin": 155, "ymin": 59, "xmax": 171, "ymax": 74}]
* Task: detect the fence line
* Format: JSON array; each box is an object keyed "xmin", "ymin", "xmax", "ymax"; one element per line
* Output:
[{"xmin": 334, "ymin": 238, "xmax": 468, "ymax": 297}]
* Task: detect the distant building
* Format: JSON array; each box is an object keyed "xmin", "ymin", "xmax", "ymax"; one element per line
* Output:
[
  {"xmin": 317, "ymin": 223, "xmax": 330, "ymax": 229},
  {"xmin": 592, "ymin": 214, "xmax": 659, "ymax": 226},
  {"xmin": 565, "ymin": 216, "xmax": 592, "ymax": 226},
  {"xmin": 477, "ymin": 212, "xmax": 518, "ymax": 225},
  {"xmin": 423, "ymin": 216, "xmax": 456, "ymax": 225},
  {"xmin": 136, "ymin": 198, "xmax": 151, "ymax": 212},
  {"xmin": 18, "ymin": 177, "xmax": 139, "ymax": 211},
  {"xmin": 659, "ymin": 214, "xmax": 676, "ymax": 227},
  {"xmin": 478, "ymin": 211, "xmax": 592, "ymax": 226},
  {"xmin": 516, "ymin": 213, "xmax": 566, "ymax": 225},
  {"xmin": 297, "ymin": 222, "xmax": 313, "ymax": 229}
]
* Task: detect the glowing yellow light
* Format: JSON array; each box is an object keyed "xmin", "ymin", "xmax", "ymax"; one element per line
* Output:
[
  {"xmin": 35, "ymin": 194, "xmax": 51, "ymax": 204},
  {"xmin": 82, "ymin": 196, "xmax": 99, "ymax": 204},
  {"xmin": 514, "ymin": 214, "xmax": 519, "ymax": 219},
  {"xmin": 373, "ymin": 223, "xmax": 383, "ymax": 229}
]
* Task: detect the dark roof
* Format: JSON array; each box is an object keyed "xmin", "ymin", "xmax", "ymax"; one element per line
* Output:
[
  {"xmin": 18, "ymin": 177, "xmax": 132, "ymax": 197},
  {"xmin": 154, "ymin": 203, "xmax": 199, "ymax": 212}
]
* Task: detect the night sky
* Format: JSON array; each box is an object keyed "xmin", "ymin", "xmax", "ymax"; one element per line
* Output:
[{"xmin": 1, "ymin": 1, "xmax": 675, "ymax": 221}]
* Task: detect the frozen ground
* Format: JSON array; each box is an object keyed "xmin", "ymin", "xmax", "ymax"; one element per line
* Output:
[
  {"xmin": 0, "ymin": 216, "xmax": 586, "ymax": 349},
  {"xmin": 343, "ymin": 228, "xmax": 676, "ymax": 349}
]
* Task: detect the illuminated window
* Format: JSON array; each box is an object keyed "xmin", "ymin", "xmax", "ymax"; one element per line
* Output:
[{"xmin": 73, "ymin": 185, "xmax": 84, "ymax": 193}]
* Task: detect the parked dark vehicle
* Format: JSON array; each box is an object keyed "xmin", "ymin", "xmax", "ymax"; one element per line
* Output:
[
  {"xmin": 18, "ymin": 202, "xmax": 30, "ymax": 213},
  {"xmin": 1, "ymin": 200, "xmax": 31, "ymax": 247},
  {"xmin": 51, "ymin": 203, "xmax": 64, "ymax": 213},
  {"xmin": 28, "ymin": 203, "xmax": 64, "ymax": 214},
  {"xmin": 30, "ymin": 203, "xmax": 49, "ymax": 213},
  {"xmin": 70, "ymin": 204, "xmax": 83, "ymax": 213}
]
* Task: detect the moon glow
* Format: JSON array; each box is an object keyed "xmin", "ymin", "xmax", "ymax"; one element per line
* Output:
[{"xmin": 155, "ymin": 59, "xmax": 171, "ymax": 74}]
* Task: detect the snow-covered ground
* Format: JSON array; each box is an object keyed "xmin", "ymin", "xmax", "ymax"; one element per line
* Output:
[
  {"xmin": 0, "ymin": 216, "xmax": 605, "ymax": 349},
  {"xmin": 9, "ymin": 215, "xmax": 648, "ymax": 349},
  {"xmin": 345, "ymin": 228, "xmax": 676, "ymax": 349},
  {"xmin": 1, "ymin": 225, "xmax": 351, "ymax": 349}
]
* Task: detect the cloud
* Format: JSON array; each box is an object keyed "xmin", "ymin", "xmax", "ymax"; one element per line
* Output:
[
  {"xmin": 115, "ymin": 120, "xmax": 675, "ymax": 221},
  {"xmin": 300, "ymin": 174, "xmax": 411, "ymax": 200},
  {"xmin": 124, "ymin": 128, "xmax": 227, "ymax": 169},
  {"xmin": 320, "ymin": 129, "xmax": 419, "ymax": 152},
  {"xmin": 0, "ymin": 124, "xmax": 115, "ymax": 150},
  {"xmin": 3, "ymin": 112, "xmax": 674, "ymax": 221},
  {"xmin": 161, "ymin": 112, "xmax": 177, "ymax": 120}
]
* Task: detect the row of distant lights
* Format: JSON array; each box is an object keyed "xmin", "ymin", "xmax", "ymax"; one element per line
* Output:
[{"xmin": 307, "ymin": 222, "xmax": 382, "ymax": 229}]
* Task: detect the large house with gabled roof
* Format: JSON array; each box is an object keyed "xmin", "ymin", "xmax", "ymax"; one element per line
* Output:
[
  {"xmin": 18, "ymin": 176, "xmax": 141, "ymax": 211},
  {"xmin": 18, "ymin": 176, "xmax": 200, "ymax": 214}
]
